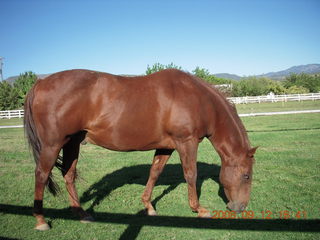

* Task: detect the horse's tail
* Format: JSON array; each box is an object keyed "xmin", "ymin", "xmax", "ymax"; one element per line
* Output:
[{"xmin": 24, "ymin": 84, "xmax": 60, "ymax": 196}]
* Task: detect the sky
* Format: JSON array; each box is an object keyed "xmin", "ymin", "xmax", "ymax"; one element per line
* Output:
[{"xmin": 0, "ymin": 0, "xmax": 319, "ymax": 79}]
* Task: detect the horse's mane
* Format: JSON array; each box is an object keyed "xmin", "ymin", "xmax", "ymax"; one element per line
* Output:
[{"xmin": 190, "ymin": 73, "xmax": 251, "ymax": 150}]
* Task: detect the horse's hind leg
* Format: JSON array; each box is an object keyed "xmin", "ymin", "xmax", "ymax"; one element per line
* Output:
[
  {"xmin": 62, "ymin": 132, "xmax": 93, "ymax": 223},
  {"xmin": 176, "ymin": 139, "xmax": 211, "ymax": 218},
  {"xmin": 34, "ymin": 145, "xmax": 61, "ymax": 230},
  {"xmin": 142, "ymin": 149, "xmax": 173, "ymax": 216}
]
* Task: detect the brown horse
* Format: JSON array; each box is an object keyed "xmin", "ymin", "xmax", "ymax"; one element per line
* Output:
[{"xmin": 24, "ymin": 69, "xmax": 257, "ymax": 230}]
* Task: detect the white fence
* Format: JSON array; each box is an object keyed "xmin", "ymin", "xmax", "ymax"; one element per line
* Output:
[
  {"xmin": 0, "ymin": 110, "xmax": 24, "ymax": 119},
  {"xmin": 228, "ymin": 93, "xmax": 320, "ymax": 104},
  {"xmin": 1, "ymin": 93, "xmax": 320, "ymax": 119},
  {"xmin": 238, "ymin": 109, "xmax": 320, "ymax": 117}
]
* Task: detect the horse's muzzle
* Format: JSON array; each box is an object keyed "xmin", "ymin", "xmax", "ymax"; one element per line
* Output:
[{"xmin": 227, "ymin": 201, "xmax": 246, "ymax": 213}]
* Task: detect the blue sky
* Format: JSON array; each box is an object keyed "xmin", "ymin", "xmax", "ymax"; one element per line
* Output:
[{"xmin": 1, "ymin": 0, "xmax": 319, "ymax": 79}]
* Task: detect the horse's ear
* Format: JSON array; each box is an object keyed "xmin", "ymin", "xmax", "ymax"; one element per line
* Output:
[{"xmin": 247, "ymin": 147, "xmax": 258, "ymax": 158}]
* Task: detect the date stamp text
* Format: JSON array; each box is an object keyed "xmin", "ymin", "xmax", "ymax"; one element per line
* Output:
[{"xmin": 211, "ymin": 210, "xmax": 308, "ymax": 219}]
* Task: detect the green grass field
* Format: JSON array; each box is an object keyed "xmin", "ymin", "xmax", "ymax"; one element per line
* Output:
[
  {"xmin": 0, "ymin": 102, "xmax": 319, "ymax": 239},
  {"xmin": 235, "ymin": 100, "xmax": 320, "ymax": 114}
]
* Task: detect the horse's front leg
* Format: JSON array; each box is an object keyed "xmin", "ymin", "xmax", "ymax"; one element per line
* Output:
[
  {"xmin": 141, "ymin": 149, "xmax": 173, "ymax": 216},
  {"xmin": 176, "ymin": 139, "xmax": 211, "ymax": 218}
]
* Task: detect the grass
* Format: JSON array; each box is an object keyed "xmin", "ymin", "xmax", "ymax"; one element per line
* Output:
[
  {"xmin": 0, "ymin": 118, "xmax": 23, "ymax": 126},
  {"xmin": 235, "ymin": 100, "xmax": 320, "ymax": 114},
  {"xmin": 0, "ymin": 102, "xmax": 320, "ymax": 240}
]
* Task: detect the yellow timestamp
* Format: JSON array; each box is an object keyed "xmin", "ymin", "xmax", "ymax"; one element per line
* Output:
[{"xmin": 211, "ymin": 210, "xmax": 308, "ymax": 219}]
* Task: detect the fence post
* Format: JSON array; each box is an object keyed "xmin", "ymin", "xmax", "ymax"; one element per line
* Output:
[{"xmin": 8, "ymin": 110, "xmax": 11, "ymax": 119}]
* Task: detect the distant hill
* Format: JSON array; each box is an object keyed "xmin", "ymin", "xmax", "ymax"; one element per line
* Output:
[
  {"xmin": 213, "ymin": 64, "xmax": 320, "ymax": 81},
  {"xmin": 3, "ymin": 64, "xmax": 320, "ymax": 83},
  {"xmin": 4, "ymin": 75, "xmax": 20, "ymax": 84},
  {"xmin": 258, "ymin": 64, "xmax": 320, "ymax": 80},
  {"xmin": 5, "ymin": 74, "xmax": 51, "ymax": 84},
  {"xmin": 213, "ymin": 73, "xmax": 242, "ymax": 81}
]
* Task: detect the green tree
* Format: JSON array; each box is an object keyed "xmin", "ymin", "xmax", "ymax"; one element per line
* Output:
[
  {"xmin": 231, "ymin": 77, "xmax": 270, "ymax": 97},
  {"xmin": 0, "ymin": 81, "xmax": 20, "ymax": 110},
  {"xmin": 145, "ymin": 63, "xmax": 182, "ymax": 75},
  {"xmin": 285, "ymin": 85, "xmax": 309, "ymax": 94},
  {"xmin": 299, "ymin": 74, "xmax": 320, "ymax": 92},
  {"xmin": 266, "ymin": 80, "xmax": 286, "ymax": 95},
  {"xmin": 192, "ymin": 67, "xmax": 230, "ymax": 85},
  {"xmin": 284, "ymin": 73, "xmax": 320, "ymax": 93},
  {"xmin": 13, "ymin": 71, "xmax": 37, "ymax": 106},
  {"xmin": 230, "ymin": 77, "xmax": 288, "ymax": 97},
  {"xmin": 192, "ymin": 67, "xmax": 211, "ymax": 80}
]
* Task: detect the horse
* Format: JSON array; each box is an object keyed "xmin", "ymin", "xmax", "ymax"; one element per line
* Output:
[{"xmin": 24, "ymin": 69, "xmax": 257, "ymax": 230}]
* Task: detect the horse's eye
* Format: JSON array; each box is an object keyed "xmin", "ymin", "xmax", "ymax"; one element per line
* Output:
[{"xmin": 243, "ymin": 174, "xmax": 250, "ymax": 180}]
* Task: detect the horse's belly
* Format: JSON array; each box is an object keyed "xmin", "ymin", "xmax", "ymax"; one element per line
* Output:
[{"xmin": 85, "ymin": 128, "xmax": 175, "ymax": 152}]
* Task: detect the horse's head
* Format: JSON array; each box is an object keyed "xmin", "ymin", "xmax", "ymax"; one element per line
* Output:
[{"xmin": 219, "ymin": 147, "xmax": 257, "ymax": 213}]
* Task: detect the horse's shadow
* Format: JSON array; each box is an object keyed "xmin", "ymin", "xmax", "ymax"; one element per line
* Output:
[{"xmin": 80, "ymin": 162, "xmax": 227, "ymax": 212}]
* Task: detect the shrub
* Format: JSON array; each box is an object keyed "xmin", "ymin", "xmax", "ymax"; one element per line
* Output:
[
  {"xmin": 145, "ymin": 63, "xmax": 182, "ymax": 75},
  {"xmin": 285, "ymin": 85, "xmax": 309, "ymax": 94}
]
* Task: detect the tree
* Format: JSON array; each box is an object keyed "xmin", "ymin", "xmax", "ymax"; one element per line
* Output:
[
  {"xmin": 192, "ymin": 67, "xmax": 211, "ymax": 80},
  {"xmin": 192, "ymin": 67, "xmax": 230, "ymax": 85},
  {"xmin": 284, "ymin": 73, "xmax": 320, "ymax": 93},
  {"xmin": 13, "ymin": 71, "xmax": 37, "ymax": 106},
  {"xmin": 145, "ymin": 63, "xmax": 182, "ymax": 75},
  {"xmin": 0, "ymin": 81, "xmax": 20, "ymax": 110},
  {"xmin": 266, "ymin": 80, "xmax": 286, "ymax": 95},
  {"xmin": 231, "ymin": 77, "xmax": 270, "ymax": 97},
  {"xmin": 285, "ymin": 85, "xmax": 309, "ymax": 94}
]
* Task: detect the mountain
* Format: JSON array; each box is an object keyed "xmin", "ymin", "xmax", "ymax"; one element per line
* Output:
[
  {"xmin": 259, "ymin": 64, "xmax": 320, "ymax": 80},
  {"xmin": 213, "ymin": 73, "xmax": 242, "ymax": 81},
  {"xmin": 213, "ymin": 64, "xmax": 320, "ymax": 81},
  {"xmin": 4, "ymin": 74, "xmax": 51, "ymax": 84},
  {"xmin": 3, "ymin": 64, "xmax": 320, "ymax": 83},
  {"xmin": 4, "ymin": 75, "xmax": 20, "ymax": 84}
]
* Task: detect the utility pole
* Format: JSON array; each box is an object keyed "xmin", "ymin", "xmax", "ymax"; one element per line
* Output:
[{"xmin": 0, "ymin": 57, "xmax": 3, "ymax": 81}]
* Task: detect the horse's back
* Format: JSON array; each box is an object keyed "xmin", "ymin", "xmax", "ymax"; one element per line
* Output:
[{"xmin": 31, "ymin": 69, "xmax": 212, "ymax": 150}]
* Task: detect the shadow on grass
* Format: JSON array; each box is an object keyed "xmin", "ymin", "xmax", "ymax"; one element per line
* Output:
[
  {"xmin": 78, "ymin": 162, "xmax": 227, "ymax": 239},
  {"xmin": 75, "ymin": 162, "xmax": 319, "ymax": 238},
  {"xmin": 1, "ymin": 162, "xmax": 318, "ymax": 239},
  {"xmin": 80, "ymin": 162, "xmax": 227, "ymax": 211},
  {"xmin": 0, "ymin": 204, "xmax": 319, "ymax": 238}
]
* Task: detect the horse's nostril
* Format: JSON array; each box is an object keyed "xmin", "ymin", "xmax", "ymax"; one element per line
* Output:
[
  {"xmin": 240, "ymin": 204, "xmax": 246, "ymax": 212},
  {"xmin": 227, "ymin": 202, "xmax": 233, "ymax": 211}
]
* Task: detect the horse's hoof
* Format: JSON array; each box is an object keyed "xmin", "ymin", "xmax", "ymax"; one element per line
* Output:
[
  {"xmin": 35, "ymin": 223, "xmax": 50, "ymax": 231},
  {"xmin": 147, "ymin": 209, "xmax": 157, "ymax": 216},
  {"xmin": 80, "ymin": 215, "xmax": 94, "ymax": 223},
  {"xmin": 197, "ymin": 208, "xmax": 211, "ymax": 218}
]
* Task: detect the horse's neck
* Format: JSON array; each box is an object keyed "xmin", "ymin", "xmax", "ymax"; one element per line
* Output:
[{"xmin": 209, "ymin": 104, "xmax": 249, "ymax": 162}]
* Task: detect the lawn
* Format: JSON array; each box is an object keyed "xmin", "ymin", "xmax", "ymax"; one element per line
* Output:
[
  {"xmin": 0, "ymin": 117, "xmax": 23, "ymax": 126},
  {"xmin": 235, "ymin": 100, "xmax": 320, "ymax": 114},
  {"xmin": 0, "ymin": 103, "xmax": 319, "ymax": 239}
]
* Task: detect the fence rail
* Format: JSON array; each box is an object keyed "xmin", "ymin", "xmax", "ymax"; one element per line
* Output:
[
  {"xmin": 0, "ymin": 109, "xmax": 24, "ymax": 119},
  {"xmin": 1, "ymin": 93, "xmax": 320, "ymax": 119},
  {"xmin": 228, "ymin": 93, "xmax": 320, "ymax": 104}
]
